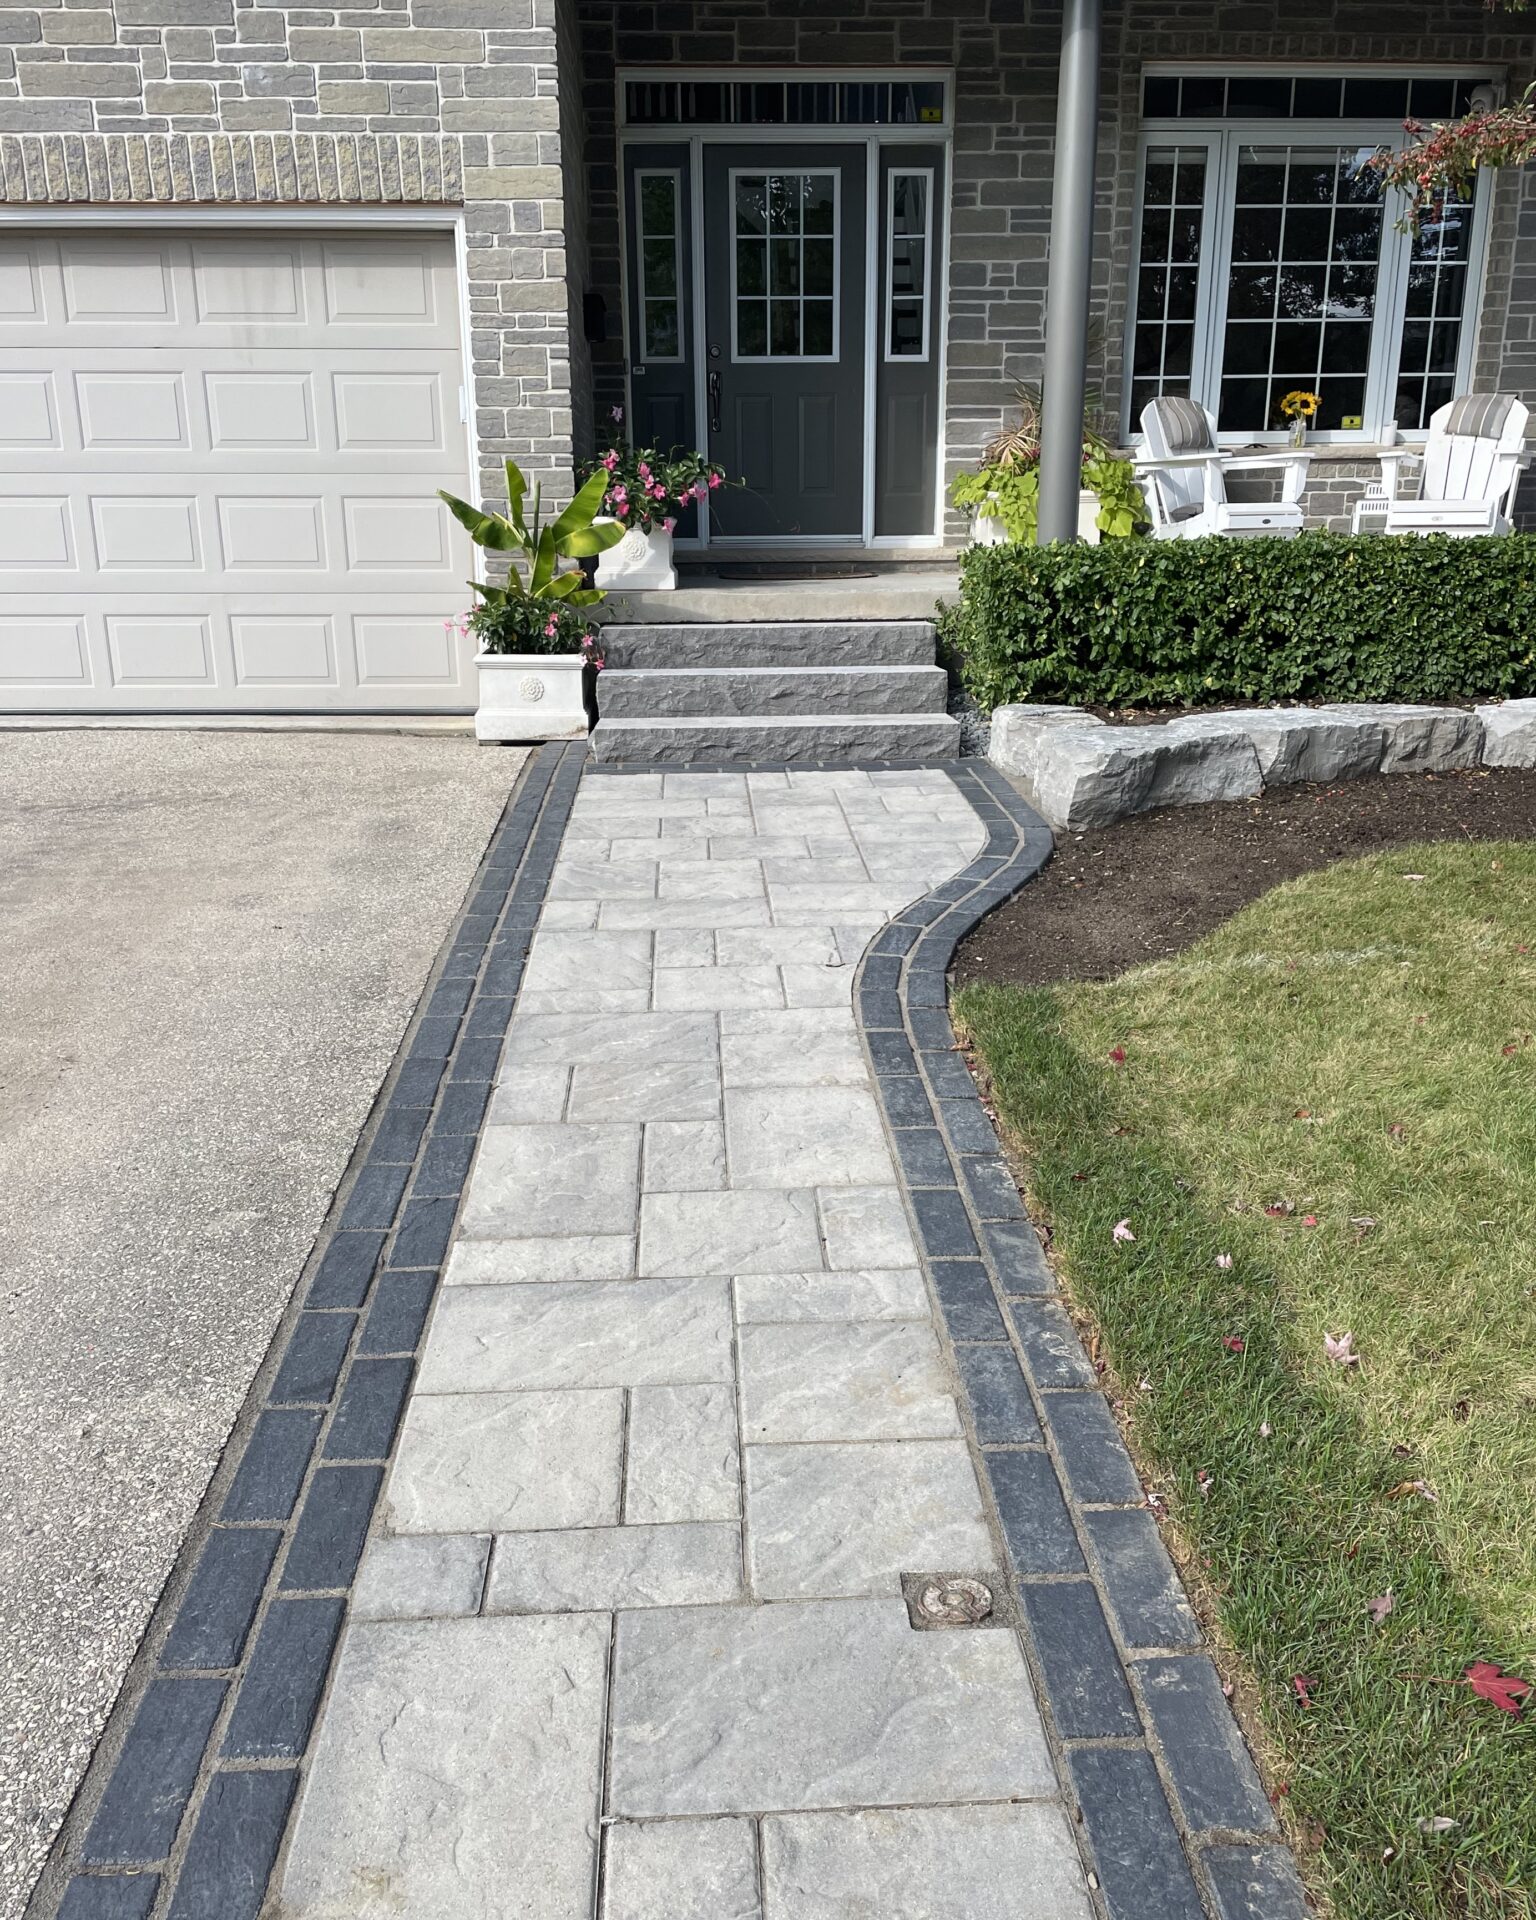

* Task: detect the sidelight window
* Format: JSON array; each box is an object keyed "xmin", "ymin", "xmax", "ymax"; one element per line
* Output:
[
  {"xmin": 885, "ymin": 170, "xmax": 933, "ymax": 360},
  {"xmin": 634, "ymin": 170, "xmax": 683, "ymax": 362}
]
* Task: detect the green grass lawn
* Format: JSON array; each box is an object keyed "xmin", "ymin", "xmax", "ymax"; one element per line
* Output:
[{"xmin": 954, "ymin": 839, "xmax": 1536, "ymax": 1920}]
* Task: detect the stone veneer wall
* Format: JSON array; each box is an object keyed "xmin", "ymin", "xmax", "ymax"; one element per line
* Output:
[
  {"xmin": 0, "ymin": 0, "xmax": 586, "ymax": 507},
  {"xmin": 573, "ymin": 0, "xmax": 1536, "ymax": 538}
]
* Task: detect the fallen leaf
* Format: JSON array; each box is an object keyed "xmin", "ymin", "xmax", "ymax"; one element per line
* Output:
[
  {"xmin": 1453, "ymin": 1399, "xmax": 1471, "ymax": 1423},
  {"xmin": 1416, "ymin": 1817, "xmax": 1459, "ymax": 1835},
  {"xmin": 1216, "ymin": 1252, "xmax": 1233, "ymax": 1270},
  {"xmin": 1402, "ymin": 872, "xmax": 1427, "ymax": 881},
  {"xmin": 1302, "ymin": 1214, "xmax": 1319, "ymax": 1227},
  {"xmin": 1324, "ymin": 1332, "xmax": 1360, "ymax": 1367},
  {"xmin": 1387, "ymin": 1478, "xmax": 1438, "ymax": 1502},
  {"xmin": 1465, "ymin": 1661, "xmax": 1532, "ymax": 1716},
  {"xmin": 1367, "ymin": 1591, "xmax": 1395, "ymax": 1626},
  {"xmin": 1112, "ymin": 1218, "xmax": 1135, "ymax": 1243},
  {"xmin": 1294, "ymin": 1107, "xmax": 1312, "ymax": 1119},
  {"xmin": 1222, "ymin": 1335, "xmax": 1246, "ymax": 1353},
  {"xmin": 1292, "ymin": 1674, "xmax": 1317, "ymax": 1708},
  {"xmin": 1388, "ymin": 1124, "xmax": 1406, "ymax": 1138},
  {"xmin": 1197, "ymin": 1469, "xmax": 1214, "ymax": 1498},
  {"xmin": 1264, "ymin": 1199, "xmax": 1294, "ymax": 1218},
  {"xmin": 1137, "ymin": 1377, "xmax": 1153, "ymax": 1395},
  {"xmin": 1070, "ymin": 1172, "xmax": 1089, "ymax": 1183},
  {"xmin": 1108, "ymin": 1046, "xmax": 1127, "ymax": 1065},
  {"xmin": 1259, "ymin": 1421, "xmax": 1273, "ymax": 1438}
]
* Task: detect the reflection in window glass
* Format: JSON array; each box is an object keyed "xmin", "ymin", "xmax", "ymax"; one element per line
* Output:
[
  {"xmin": 1395, "ymin": 187, "xmax": 1475, "ymax": 430},
  {"xmin": 1218, "ymin": 146, "xmax": 1383, "ymax": 433},
  {"xmin": 886, "ymin": 171, "xmax": 931, "ymax": 359},
  {"xmin": 626, "ymin": 79, "xmax": 946, "ymax": 127},
  {"xmin": 733, "ymin": 172, "xmax": 837, "ymax": 359},
  {"xmin": 636, "ymin": 171, "xmax": 682, "ymax": 362},
  {"xmin": 1129, "ymin": 145, "xmax": 1206, "ymax": 427}
]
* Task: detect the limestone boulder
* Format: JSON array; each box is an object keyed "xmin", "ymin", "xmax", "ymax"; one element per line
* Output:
[
  {"xmin": 1475, "ymin": 699, "xmax": 1536, "ymax": 768},
  {"xmin": 1311, "ymin": 702, "xmax": 1483, "ymax": 774}
]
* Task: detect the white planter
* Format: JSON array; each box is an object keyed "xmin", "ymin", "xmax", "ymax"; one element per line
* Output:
[
  {"xmin": 971, "ymin": 489, "xmax": 1102, "ymax": 547},
  {"xmin": 475, "ymin": 651, "xmax": 587, "ymax": 744},
  {"xmin": 594, "ymin": 518, "xmax": 677, "ymax": 590}
]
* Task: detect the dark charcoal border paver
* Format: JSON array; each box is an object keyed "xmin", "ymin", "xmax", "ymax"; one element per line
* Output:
[
  {"xmin": 35, "ymin": 741, "xmax": 587, "ymax": 1920},
  {"xmin": 850, "ymin": 759, "xmax": 1305, "ymax": 1920}
]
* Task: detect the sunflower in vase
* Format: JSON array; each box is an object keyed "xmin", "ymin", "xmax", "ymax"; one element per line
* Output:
[{"xmin": 1278, "ymin": 389, "xmax": 1321, "ymax": 448}]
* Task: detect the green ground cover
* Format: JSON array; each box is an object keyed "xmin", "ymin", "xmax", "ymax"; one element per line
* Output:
[{"xmin": 955, "ymin": 839, "xmax": 1536, "ymax": 1919}]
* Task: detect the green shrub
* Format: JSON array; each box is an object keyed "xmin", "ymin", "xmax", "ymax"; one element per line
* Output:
[{"xmin": 943, "ymin": 531, "xmax": 1536, "ymax": 712}]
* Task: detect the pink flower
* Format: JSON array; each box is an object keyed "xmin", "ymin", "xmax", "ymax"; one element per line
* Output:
[
  {"xmin": 663, "ymin": 516, "xmax": 676, "ymax": 533},
  {"xmin": 611, "ymin": 485, "xmax": 628, "ymax": 504},
  {"xmin": 638, "ymin": 461, "xmax": 651, "ymax": 480},
  {"xmin": 602, "ymin": 452, "xmax": 617, "ymax": 471},
  {"xmin": 708, "ymin": 471, "xmax": 723, "ymax": 490},
  {"xmin": 652, "ymin": 483, "xmax": 667, "ymax": 500},
  {"xmin": 544, "ymin": 617, "xmax": 558, "ymax": 636},
  {"xmin": 611, "ymin": 405, "xmax": 624, "ymax": 423},
  {"xmin": 614, "ymin": 500, "xmax": 628, "ymax": 517}
]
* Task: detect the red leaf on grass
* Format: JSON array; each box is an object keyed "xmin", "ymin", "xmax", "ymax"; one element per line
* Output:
[
  {"xmin": 1222, "ymin": 1335, "xmax": 1246, "ymax": 1353},
  {"xmin": 1292, "ymin": 1674, "xmax": 1317, "ymax": 1708},
  {"xmin": 1464, "ymin": 1662, "xmax": 1532, "ymax": 1716},
  {"xmin": 1108, "ymin": 1047, "xmax": 1127, "ymax": 1065}
]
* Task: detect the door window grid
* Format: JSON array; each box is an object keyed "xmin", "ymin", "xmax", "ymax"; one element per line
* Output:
[
  {"xmin": 885, "ymin": 169, "xmax": 932, "ymax": 361},
  {"xmin": 730, "ymin": 171, "xmax": 840, "ymax": 362},
  {"xmin": 1395, "ymin": 186, "xmax": 1476, "ymax": 431},
  {"xmin": 1125, "ymin": 104, "xmax": 1488, "ymax": 441},
  {"xmin": 1128, "ymin": 145, "xmax": 1207, "ymax": 426},
  {"xmin": 635, "ymin": 170, "xmax": 683, "ymax": 363},
  {"xmin": 1218, "ymin": 146, "xmax": 1384, "ymax": 434}
]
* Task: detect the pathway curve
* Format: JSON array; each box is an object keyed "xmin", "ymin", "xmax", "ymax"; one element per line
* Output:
[{"xmin": 281, "ymin": 764, "xmax": 1094, "ymax": 1918}]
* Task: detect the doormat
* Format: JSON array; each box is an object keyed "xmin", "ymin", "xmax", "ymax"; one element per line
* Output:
[{"xmin": 692, "ymin": 563, "xmax": 881, "ymax": 580}]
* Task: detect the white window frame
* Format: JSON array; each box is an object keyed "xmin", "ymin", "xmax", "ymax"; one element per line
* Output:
[
  {"xmin": 727, "ymin": 166, "xmax": 842, "ymax": 365},
  {"xmin": 884, "ymin": 166, "xmax": 933, "ymax": 363},
  {"xmin": 632, "ymin": 167, "xmax": 685, "ymax": 365},
  {"xmin": 1126, "ymin": 91, "xmax": 1496, "ymax": 445}
]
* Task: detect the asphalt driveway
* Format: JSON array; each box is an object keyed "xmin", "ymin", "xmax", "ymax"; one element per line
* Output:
[{"xmin": 0, "ymin": 730, "xmax": 523, "ymax": 1919}]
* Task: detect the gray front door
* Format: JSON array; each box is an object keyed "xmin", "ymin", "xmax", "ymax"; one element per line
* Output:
[{"xmin": 702, "ymin": 145, "xmax": 867, "ymax": 539}]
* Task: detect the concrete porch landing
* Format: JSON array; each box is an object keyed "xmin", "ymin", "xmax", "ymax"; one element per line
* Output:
[{"xmin": 594, "ymin": 567, "xmax": 960, "ymax": 626}]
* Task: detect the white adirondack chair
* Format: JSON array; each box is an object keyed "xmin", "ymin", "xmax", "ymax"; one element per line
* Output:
[
  {"xmin": 1134, "ymin": 397, "xmax": 1311, "ymax": 539},
  {"xmin": 1379, "ymin": 393, "xmax": 1531, "ymax": 537}
]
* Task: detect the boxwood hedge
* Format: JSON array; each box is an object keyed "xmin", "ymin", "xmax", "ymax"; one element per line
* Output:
[{"xmin": 942, "ymin": 532, "xmax": 1536, "ymax": 712}]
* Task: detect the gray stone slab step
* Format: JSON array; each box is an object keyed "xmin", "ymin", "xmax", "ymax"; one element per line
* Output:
[
  {"xmin": 595, "ymin": 573, "xmax": 958, "ymax": 625},
  {"xmin": 598, "ymin": 623, "xmax": 937, "ymax": 670},
  {"xmin": 599, "ymin": 665, "xmax": 950, "ymax": 720},
  {"xmin": 589, "ymin": 714, "xmax": 962, "ymax": 765}
]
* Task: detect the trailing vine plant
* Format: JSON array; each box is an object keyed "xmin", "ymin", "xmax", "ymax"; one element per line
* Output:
[{"xmin": 1372, "ymin": 79, "xmax": 1536, "ymax": 228}]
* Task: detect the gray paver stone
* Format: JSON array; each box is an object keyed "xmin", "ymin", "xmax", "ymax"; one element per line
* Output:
[
  {"xmin": 625, "ymin": 1383, "xmax": 740, "ymax": 1524},
  {"xmin": 383, "ymin": 1390, "xmax": 623, "ymax": 1534},
  {"xmin": 459, "ymin": 1122, "xmax": 640, "ymax": 1239},
  {"xmin": 279, "ymin": 1615, "xmax": 608, "ymax": 1920},
  {"xmin": 601, "ymin": 1818, "xmax": 761, "ymax": 1920},
  {"xmin": 608, "ymin": 1597, "xmax": 1054, "ymax": 1816},
  {"xmin": 740, "ymin": 1322, "xmax": 960, "ymax": 1443},
  {"xmin": 760, "ymin": 1804, "xmax": 1094, "ymax": 1920},
  {"xmin": 486, "ymin": 1523, "xmax": 743, "ymax": 1612},
  {"xmin": 352, "ymin": 1533, "xmax": 490, "ymax": 1621}
]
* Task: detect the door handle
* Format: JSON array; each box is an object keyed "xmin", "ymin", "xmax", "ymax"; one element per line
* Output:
[{"xmin": 709, "ymin": 369, "xmax": 722, "ymax": 436}]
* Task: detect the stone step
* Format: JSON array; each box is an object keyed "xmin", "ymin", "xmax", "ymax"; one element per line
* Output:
[
  {"xmin": 589, "ymin": 714, "xmax": 962, "ymax": 765},
  {"xmin": 598, "ymin": 665, "xmax": 950, "ymax": 721},
  {"xmin": 597, "ymin": 622, "xmax": 937, "ymax": 670},
  {"xmin": 595, "ymin": 572, "xmax": 958, "ymax": 625}
]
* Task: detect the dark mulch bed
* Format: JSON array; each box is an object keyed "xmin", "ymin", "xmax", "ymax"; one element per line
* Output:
[{"xmin": 954, "ymin": 765, "xmax": 1536, "ymax": 990}]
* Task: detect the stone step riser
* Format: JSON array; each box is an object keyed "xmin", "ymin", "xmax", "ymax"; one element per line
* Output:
[
  {"xmin": 590, "ymin": 715, "xmax": 962, "ymax": 765},
  {"xmin": 598, "ymin": 666, "xmax": 950, "ymax": 720},
  {"xmin": 598, "ymin": 622, "xmax": 937, "ymax": 670}
]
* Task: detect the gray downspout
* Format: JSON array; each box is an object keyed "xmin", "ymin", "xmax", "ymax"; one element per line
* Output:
[{"xmin": 1036, "ymin": 0, "xmax": 1103, "ymax": 544}]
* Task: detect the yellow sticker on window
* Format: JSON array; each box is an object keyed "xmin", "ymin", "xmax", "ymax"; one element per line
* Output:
[
  {"xmin": 1341, "ymin": 414, "xmax": 1363, "ymax": 430},
  {"xmin": 920, "ymin": 106, "xmax": 943, "ymax": 122}
]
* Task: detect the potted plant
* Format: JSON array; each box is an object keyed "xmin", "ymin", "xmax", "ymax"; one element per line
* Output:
[
  {"xmin": 949, "ymin": 346, "xmax": 1147, "ymax": 546},
  {"xmin": 439, "ymin": 457, "xmax": 622, "ymax": 743},
  {"xmin": 581, "ymin": 410, "xmax": 729, "ymax": 591}
]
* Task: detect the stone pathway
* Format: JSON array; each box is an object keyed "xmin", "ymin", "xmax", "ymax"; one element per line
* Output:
[
  {"xmin": 277, "ymin": 766, "xmax": 1093, "ymax": 1919},
  {"xmin": 45, "ymin": 752, "xmax": 1303, "ymax": 1920}
]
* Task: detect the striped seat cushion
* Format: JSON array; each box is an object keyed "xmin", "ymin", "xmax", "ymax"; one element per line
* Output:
[
  {"xmin": 1443, "ymin": 392, "xmax": 1517, "ymax": 440},
  {"xmin": 1145, "ymin": 395, "xmax": 1213, "ymax": 454}
]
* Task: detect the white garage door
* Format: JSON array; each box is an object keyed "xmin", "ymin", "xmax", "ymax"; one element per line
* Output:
[{"xmin": 0, "ymin": 228, "xmax": 479, "ymax": 713}]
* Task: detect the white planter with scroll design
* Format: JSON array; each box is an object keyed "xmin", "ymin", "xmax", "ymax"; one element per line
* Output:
[
  {"xmin": 475, "ymin": 652, "xmax": 587, "ymax": 743},
  {"xmin": 592, "ymin": 518, "xmax": 677, "ymax": 590}
]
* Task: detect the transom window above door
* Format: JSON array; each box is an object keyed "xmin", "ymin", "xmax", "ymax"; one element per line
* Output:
[
  {"xmin": 1128, "ymin": 71, "xmax": 1494, "ymax": 441},
  {"xmin": 732, "ymin": 171, "xmax": 839, "ymax": 360}
]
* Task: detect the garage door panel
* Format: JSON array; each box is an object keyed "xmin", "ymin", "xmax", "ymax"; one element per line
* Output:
[
  {"xmin": 0, "ymin": 228, "xmax": 476, "ymax": 712},
  {"xmin": 0, "ymin": 370, "xmax": 59, "ymax": 446}
]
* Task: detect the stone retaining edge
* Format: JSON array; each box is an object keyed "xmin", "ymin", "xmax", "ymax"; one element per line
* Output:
[{"xmin": 991, "ymin": 697, "xmax": 1536, "ymax": 832}]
